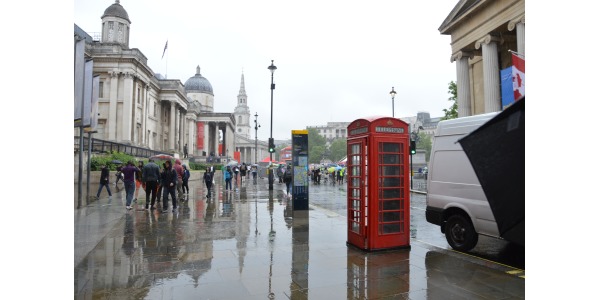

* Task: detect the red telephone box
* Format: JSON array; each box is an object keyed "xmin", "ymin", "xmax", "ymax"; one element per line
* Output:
[{"xmin": 346, "ymin": 117, "xmax": 411, "ymax": 251}]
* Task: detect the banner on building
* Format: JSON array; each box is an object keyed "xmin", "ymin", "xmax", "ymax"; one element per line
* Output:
[
  {"xmin": 501, "ymin": 67, "xmax": 514, "ymax": 109},
  {"xmin": 512, "ymin": 53, "xmax": 525, "ymax": 100},
  {"xmin": 196, "ymin": 122, "xmax": 204, "ymax": 150}
]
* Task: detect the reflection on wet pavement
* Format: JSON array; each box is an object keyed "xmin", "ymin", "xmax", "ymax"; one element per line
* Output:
[{"xmin": 75, "ymin": 177, "xmax": 524, "ymax": 299}]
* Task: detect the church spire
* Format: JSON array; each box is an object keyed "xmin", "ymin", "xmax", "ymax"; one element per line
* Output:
[{"xmin": 238, "ymin": 72, "xmax": 247, "ymax": 97}]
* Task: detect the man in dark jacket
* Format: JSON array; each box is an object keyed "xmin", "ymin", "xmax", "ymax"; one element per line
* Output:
[
  {"xmin": 142, "ymin": 158, "xmax": 160, "ymax": 210},
  {"xmin": 96, "ymin": 164, "xmax": 112, "ymax": 199},
  {"xmin": 203, "ymin": 169, "xmax": 213, "ymax": 198},
  {"xmin": 161, "ymin": 160, "xmax": 178, "ymax": 213}
]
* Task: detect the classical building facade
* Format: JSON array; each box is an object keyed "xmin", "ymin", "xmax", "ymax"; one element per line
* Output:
[
  {"xmin": 75, "ymin": 0, "xmax": 256, "ymax": 160},
  {"xmin": 439, "ymin": 0, "xmax": 525, "ymax": 117},
  {"xmin": 307, "ymin": 122, "xmax": 350, "ymax": 144}
]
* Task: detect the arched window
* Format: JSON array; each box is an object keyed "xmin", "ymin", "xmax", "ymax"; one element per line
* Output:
[{"xmin": 238, "ymin": 116, "xmax": 242, "ymax": 124}]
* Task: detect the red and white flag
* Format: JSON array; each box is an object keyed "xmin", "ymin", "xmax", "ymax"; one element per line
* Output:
[{"xmin": 512, "ymin": 53, "xmax": 525, "ymax": 100}]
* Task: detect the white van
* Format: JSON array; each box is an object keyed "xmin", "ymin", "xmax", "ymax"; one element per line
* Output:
[{"xmin": 425, "ymin": 112, "xmax": 500, "ymax": 251}]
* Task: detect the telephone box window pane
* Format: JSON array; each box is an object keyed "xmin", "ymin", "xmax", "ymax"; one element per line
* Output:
[
  {"xmin": 380, "ymin": 223, "xmax": 401, "ymax": 234},
  {"xmin": 352, "ymin": 222, "xmax": 360, "ymax": 233},
  {"xmin": 351, "ymin": 144, "xmax": 361, "ymax": 154},
  {"xmin": 380, "ymin": 143, "xmax": 400, "ymax": 152},
  {"xmin": 380, "ymin": 189, "xmax": 400, "ymax": 199},
  {"xmin": 380, "ymin": 199, "xmax": 401, "ymax": 210},
  {"xmin": 381, "ymin": 212, "xmax": 401, "ymax": 222},
  {"xmin": 352, "ymin": 178, "xmax": 361, "ymax": 187},
  {"xmin": 352, "ymin": 166, "xmax": 361, "ymax": 176},
  {"xmin": 380, "ymin": 166, "xmax": 399, "ymax": 176},
  {"xmin": 381, "ymin": 154, "xmax": 399, "ymax": 164},
  {"xmin": 381, "ymin": 177, "xmax": 400, "ymax": 187}
]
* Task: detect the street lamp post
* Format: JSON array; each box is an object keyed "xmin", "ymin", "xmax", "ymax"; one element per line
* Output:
[
  {"xmin": 268, "ymin": 60, "xmax": 277, "ymax": 191},
  {"xmin": 389, "ymin": 87, "xmax": 396, "ymax": 118},
  {"xmin": 254, "ymin": 112, "xmax": 260, "ymax": 164}
]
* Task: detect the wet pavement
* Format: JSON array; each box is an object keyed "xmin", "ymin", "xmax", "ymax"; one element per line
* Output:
[{"xmin": 75, "ymin": 175, "xmax": 525, "ymax": 299}]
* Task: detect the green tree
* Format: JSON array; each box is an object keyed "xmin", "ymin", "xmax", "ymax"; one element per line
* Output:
[
  {"xmin": 329, "ymin": 138, "xmax": 347, "ymax": 162},
  {"xmin": 307, "ymin": 128, "xmax": 327, "ymax": 163},
  {"xmin": 310, "ymin": 145, "xmax": 325, "ymax": 164},
  {"xmin": 441, "ymin": 81, "xmax": 458, "ymax": 120},
  {"xmin": 416, "ymin": 132, "xmax": 432, "ymax": 162}
]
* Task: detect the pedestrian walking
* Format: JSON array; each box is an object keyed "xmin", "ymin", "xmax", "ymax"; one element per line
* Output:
[
  {"xmin": 251, "ymin": 165, "xmax": 258, "ymax": 184},
  {"xmin": 284, "ymin": 165, "xmax": 292, "ymax": 197},
  {"xmin": 115, "ymin": 165, "xmax": 124, "ymax": 185},
  {"xmin": 204, "ymin": 169, "xmax": 213, "ymax": 198},
  {"xmin": 277, "ymin": 165, "xmax": 284, "ymax": 183},
  {"xmin": 134, "ymin": 161, "xmax": 144, "ymax": 203},
  {"xmin": 96, "ymin": 164, "xmax": 112, "ymax": 199},
  {"xmin": 224, "ymin": 166, "xmax": 233, "ymax": 191},
  {"xmin": 233, "ymin": 165, "xmax": 240, "ymax": 189},
  {"xmin": 142, "ymin": 158, "xmax": 160, "ymax": 210},
  {"xmin": 161, "ymin": 160, "xmax": 178, "ymax": 213},
  {"xmin": 182, "ymin": 164, "xmax": 190, "ymax": 197},
  {"xmin": 183, "ymin": 143, "xmax": 188, "ymax": 158},
  {"xmin": 155, "ymin": 163, "xmax": 166, "ymax": 206},
  {"xmin": 121, "ymin": 161, "xmax": 140, "ymax": 210},
  {"xmin": 240, "ymin": 163, "xmax": 247, "ymax": 185},
  {"xmin": 174, "ymin": 159, "xmax": 184, "ymax": 200}
]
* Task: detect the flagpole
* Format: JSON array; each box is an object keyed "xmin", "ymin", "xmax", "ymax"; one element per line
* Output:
[
  {"xmin": 162, "ymin": 40, "xmax": 168, "ymax": 78},
  {"xmin": 165, "ymin": 46, "xmax": 168, "ymax": 78},
  {"xmin": 508, "ymin": 49, "xmax": 525, "ymax": 58}
]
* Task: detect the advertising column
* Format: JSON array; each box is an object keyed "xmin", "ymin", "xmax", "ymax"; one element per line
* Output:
[{"xmin": 291, "ymin": 130, "xmax": 309, "ymax": 216}]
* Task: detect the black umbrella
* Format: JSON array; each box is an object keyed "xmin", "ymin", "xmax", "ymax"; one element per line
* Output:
[
  {"xmin": 111, "ymin": 160, "xmax": 124, "ymax": 164},
  {"xmin": 457, "ymin": 97, "xmax": 525, "ymax": 246}
]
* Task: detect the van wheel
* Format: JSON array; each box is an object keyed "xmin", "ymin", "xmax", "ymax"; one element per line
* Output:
[{"xmin": 445, "ymin": 214, "xmax": 478, "ymax": 251}]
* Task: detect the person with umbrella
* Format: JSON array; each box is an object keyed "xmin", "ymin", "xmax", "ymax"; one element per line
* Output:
[
  {"xmin": 121, "ymin": 161, "xmax": 140, "ymax": 210},
  {"xmin": 96, "ymin": 164, "xmax": 112, "ymax": 200},
  {"xmin": 115, "ymin": 165, "xmax": 124, "ymax": 186}
]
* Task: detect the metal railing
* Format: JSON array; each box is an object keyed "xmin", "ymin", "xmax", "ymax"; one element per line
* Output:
[{"xmin": 74, "ymin": 136, "xmax": 170, "ymax": 158}]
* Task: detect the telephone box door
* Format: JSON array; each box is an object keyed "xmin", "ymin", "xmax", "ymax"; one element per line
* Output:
[
  {"xmin": 368, "ymin": 137, "xmax": 410, "ymax": 250},
  {"xmin": 347, "ymin": 138, "xmax": 368, "ymax": 249}
]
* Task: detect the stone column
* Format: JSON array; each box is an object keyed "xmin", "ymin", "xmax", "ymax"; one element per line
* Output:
[
  {"xmin": 141, "ymin": 83, "xmax": 147, "ymax": 146},
  {"xmin": 476, "ymin": 35, "xmax": 502, "ymax": 113},
  {"xmin": 122, "ymin": 72, "xmax": 134, "ymax": 141},
  {"xmin": 169, "ymin": 102, "xmax": 176, "ymax": 150},
  {"xmin": 190, "ymin": 117, "xmax": 196, "ymax": 156},
  {"xmin": 179, "ymin": 109, "xmax": 184, "ymax": 154},
  {"xmin": 132, "ymin": 79, "xmax": 139, "ymax": 144},
  {"xmin": 509, "ymin": 16, "xmax": 525, "ymax": 56},
  {"xmin": 452, "ymin": 51, "xmax": 473, "ymax": 117},
  {"xmin": 108, "ymin": 71, "xmax": 118, "ymax": 140}
]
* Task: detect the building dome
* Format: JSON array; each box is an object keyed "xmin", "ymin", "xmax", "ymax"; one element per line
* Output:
[
  {"xmin": 102, "ymin": 0, "xmax": 130, "ymax": 23},
  {"xmin": 185, "ymin": 66, "xmax": 214, "ymax": 95}
]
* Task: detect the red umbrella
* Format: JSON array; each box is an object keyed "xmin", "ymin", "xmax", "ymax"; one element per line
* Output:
[
  {"xmin": 149, "ymin": 154, "xmax": 175, "ymax": 161},
  {"xmin": 260, "ymin": 157, "xmax": 277, "ymax": 163}
]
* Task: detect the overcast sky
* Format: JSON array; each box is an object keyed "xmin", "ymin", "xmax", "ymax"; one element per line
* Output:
[{"xmin": 74, "ymin": 0, "xmax": 459, "ymax": 140}]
